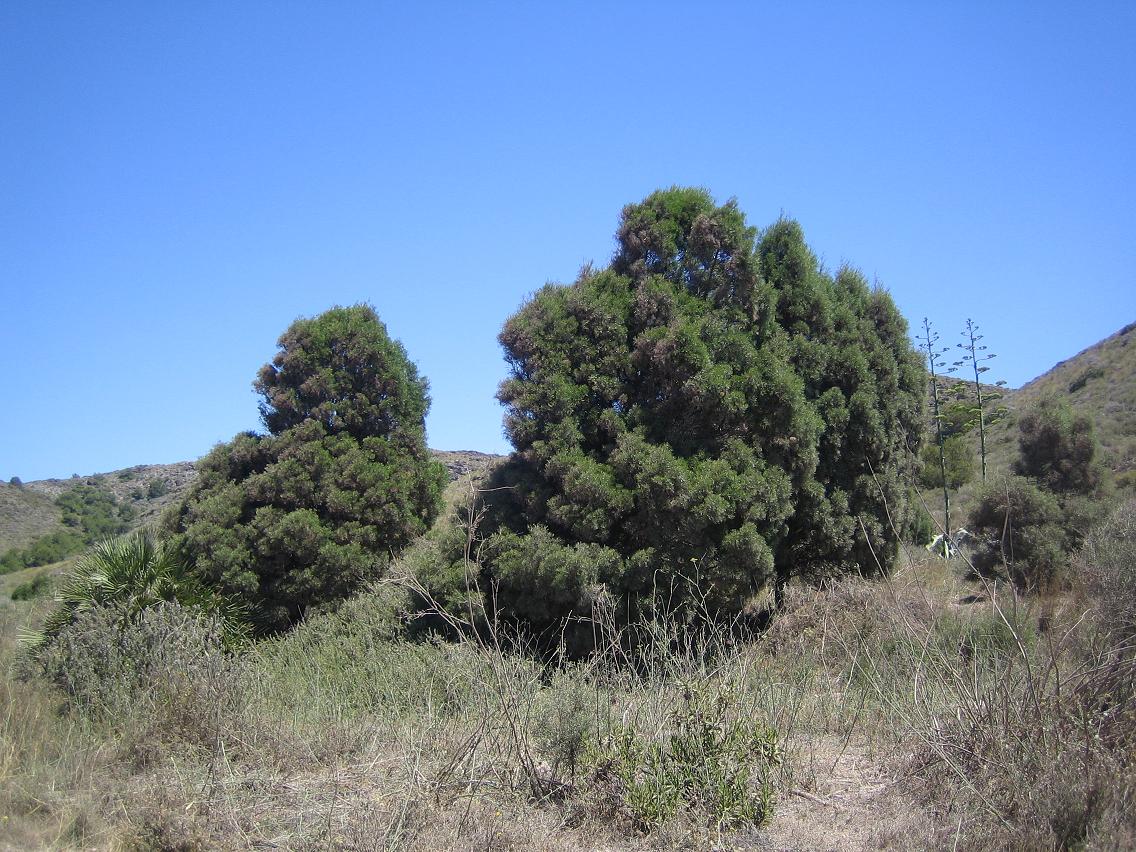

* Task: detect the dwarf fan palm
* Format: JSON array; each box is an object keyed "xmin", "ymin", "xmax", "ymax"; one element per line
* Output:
[{"xmin": 22, "ymin": 533, "xmax": 248, "ymax": 649}]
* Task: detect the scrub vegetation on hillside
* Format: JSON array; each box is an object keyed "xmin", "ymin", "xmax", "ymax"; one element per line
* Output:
[{"xmin": 3, "ymin": 189, "xmax": 1135, "ymax": 850}]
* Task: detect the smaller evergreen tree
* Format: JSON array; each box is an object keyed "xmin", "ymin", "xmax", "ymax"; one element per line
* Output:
[
  {"xmin": 166, "ymin": 305, "xmax": 447, "ymax": 632},
  {"xmin": 919, "ymin": 435, "xmax": 975, "ymax": 490}
]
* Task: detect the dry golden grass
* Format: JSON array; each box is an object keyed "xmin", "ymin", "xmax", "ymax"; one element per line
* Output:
[{"xmin": 3, "ymin": 502, "xmax": 1134, "ymax": 850}]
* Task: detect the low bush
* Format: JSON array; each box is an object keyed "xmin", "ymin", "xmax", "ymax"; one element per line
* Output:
[
  {"xmin": 25, "ymin": 601, "xmax": 245, "ymax": 748},
  {"xmin": 919, "ymin": 434, "xmax": 976, "ymax": 490},
  {"xmin": 10, "ymin": 572, "xmax": 51, "ymax": 601},
  {"xmin": 590, "ymin": 679, "xmax": 780, "ymax": 831},
  {"xmin": 968, "ymin": 475, "xmax": 1071, "ymax": 590},
  {"xmin": 26, "ymin": 533, "xmax": 248, "ymax": 651},
  {"xmin": 1079, "ymin": 498, "xmax": 1136, "ymax": 645}
]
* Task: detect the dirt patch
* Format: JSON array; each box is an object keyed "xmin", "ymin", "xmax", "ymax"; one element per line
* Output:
[{"xmin": 734, "ymin": 738, "xmax": 938, "ymax": 851}]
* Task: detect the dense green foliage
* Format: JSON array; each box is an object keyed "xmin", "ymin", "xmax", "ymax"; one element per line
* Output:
[
  {"xmin": 970, "ymin": 396, "xmax": 1111, "ymax": 589},
  {"xmin": 430, "ymin": 189, "xmax": 924, "ymax": 632},
  {"xmin": 1, "ymin": 484, "xmax": 134, "ymax": 573},
  {"xmin": 11, "ymin": 572, "xmax": 52, "ymax": 601},
  {"xmin": 1014, "ymin": 396, "xmax": 1107, "ymax": 496},
  {"xmin": 968, "ymin": 475, "xmax": 1071, "ymax": 589},
  {"xmin": 919, "ymin": 434, "xmax": 975, "ymax": 490},
  {"xmin": 165, "ymin": 305, "xmax": 447, "ymax": 632}
]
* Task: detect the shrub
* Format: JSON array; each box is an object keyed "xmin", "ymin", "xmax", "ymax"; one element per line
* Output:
[
  {"xmin": 590, "ymin": 679, "xmax": 780, "ymax": 830},
  {"xmin": 27, "ymin": 601, "xmax": 247, "ymax": 754},
  {"xmin": 1015, "ymin": 395, "xmax": 1106, "ymax": 496},
  {"xmin": 146, "ymin": 478, "xmax": 168, "ymax": 498},
  {"xmin": 919, "ymin": 434, "xmax": 975, "ymax": 490},
  {"xmin": 1080, "ymin": 498, "xmax": 1136, "ymax": 645},
  {"xmin": 165, "ymin": 305, "xmax": 447, "ymax": 633},
  {"xmin": 24, "ymin": 533, "xmax": 248, "ymax": 651},
  {"xmin": 970, "ymin": 398, "xmax": 1114, "ymax": 592},
  {"xmin": 1068, "ymin": 363, "xmax": 1105, "ymax": 393},
  {"xmin": 0, "ymin": 529, "xmax": 85, "ymax": 574},
  {"xmin": 451, "ymin": 189, "xmax": 924, "ymax": 633},
  {"xmin": 57, "ymin": 483, "xmax": 134, "ymax": 539},
  {"xmin": 904, "ymin": 500, "xmax": 935, "ymax": 546},
  {"xmin": 968, "ymin": 475, "xmax": 1069, "ymax": 590},
  {"xmin": 11, "ymin": 573, "xmax": 52, "ymax": 601}
]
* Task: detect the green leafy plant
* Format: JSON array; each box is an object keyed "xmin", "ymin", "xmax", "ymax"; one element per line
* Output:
[
  {"xmin": 919, "ymin": 434, "xmax": 975, "ymax": 490},
  {"xmin": 22, "ymin": 533, "xmax": 247, "ymax": 650},
  {"xmin": 448, "ymin": 188, "xmax": 925, "ymax": 633},
  {"xmin": 11, "ymin": 572, "xmax": 52, "ymax": 601},
  {"xmin": 165, "ymin": 304, "xmax": 447, "ymax": 633}
]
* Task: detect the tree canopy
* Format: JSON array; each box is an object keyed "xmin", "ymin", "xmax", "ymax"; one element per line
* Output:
[
  {"xmin": 165, "ymin": 305, "xmax": 446, "ymax": 632},
  {"xmin": 430, "ymin": 188, "xmax": 925, "ymax": 634}
]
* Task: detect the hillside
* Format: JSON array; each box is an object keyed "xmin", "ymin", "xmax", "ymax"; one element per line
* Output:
[
  {"xmin": 1012, "ymin": 321, "xmax": 1136, "ymax": 474},
  {"xmin": 0, "ymin": 450, "xmax": 500, "ymax": 555},
  {"xmin": 970, "ymin": 321, "xmax": 1135, "ymax": 484},
  {"xmin": 0, "ymin": 484, "xmax": 61, "ymax": 553},
  {"xmin": 919, "ymin": 321, "xmax": 1135, "ymax": 530}
]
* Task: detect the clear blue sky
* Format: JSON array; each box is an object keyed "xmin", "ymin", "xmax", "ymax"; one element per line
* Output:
[{"xmin": 2, "ymin": 2, "xmax": 1134, "ymax": 482}]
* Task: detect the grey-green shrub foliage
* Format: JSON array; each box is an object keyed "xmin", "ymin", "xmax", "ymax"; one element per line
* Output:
[
  {"xmin": 164, "ymin": 305, "xmax": 447, "ymax": 633},
  {"xmin": 27, "ymin": 601, "xmax": 241, "ymax": 723},
  {"xmin": 1080, "ymin": 498, "xmax": 1136, "ymax": 644},
  {"xmin": 428, "ymin": 188, "xmax": 925, "ymax": 633}
]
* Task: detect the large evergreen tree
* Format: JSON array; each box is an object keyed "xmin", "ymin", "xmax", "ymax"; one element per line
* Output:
[
  {"xmin": 437, "ymin": 189, "xmax": 924, "ymax": 632},
  {"xmin": 165, "ymin": 305, "xmax": 446, "ymax": 632}
]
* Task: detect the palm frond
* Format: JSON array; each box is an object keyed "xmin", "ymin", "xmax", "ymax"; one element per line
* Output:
[{"xmin": 20, "ymin": 531, "xmax": 250, "ymax": 650}]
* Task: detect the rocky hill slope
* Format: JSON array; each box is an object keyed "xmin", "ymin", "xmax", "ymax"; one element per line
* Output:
[{"xmin": 0, "ymin": 450, "xmax": 500, "ymax": 555}]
